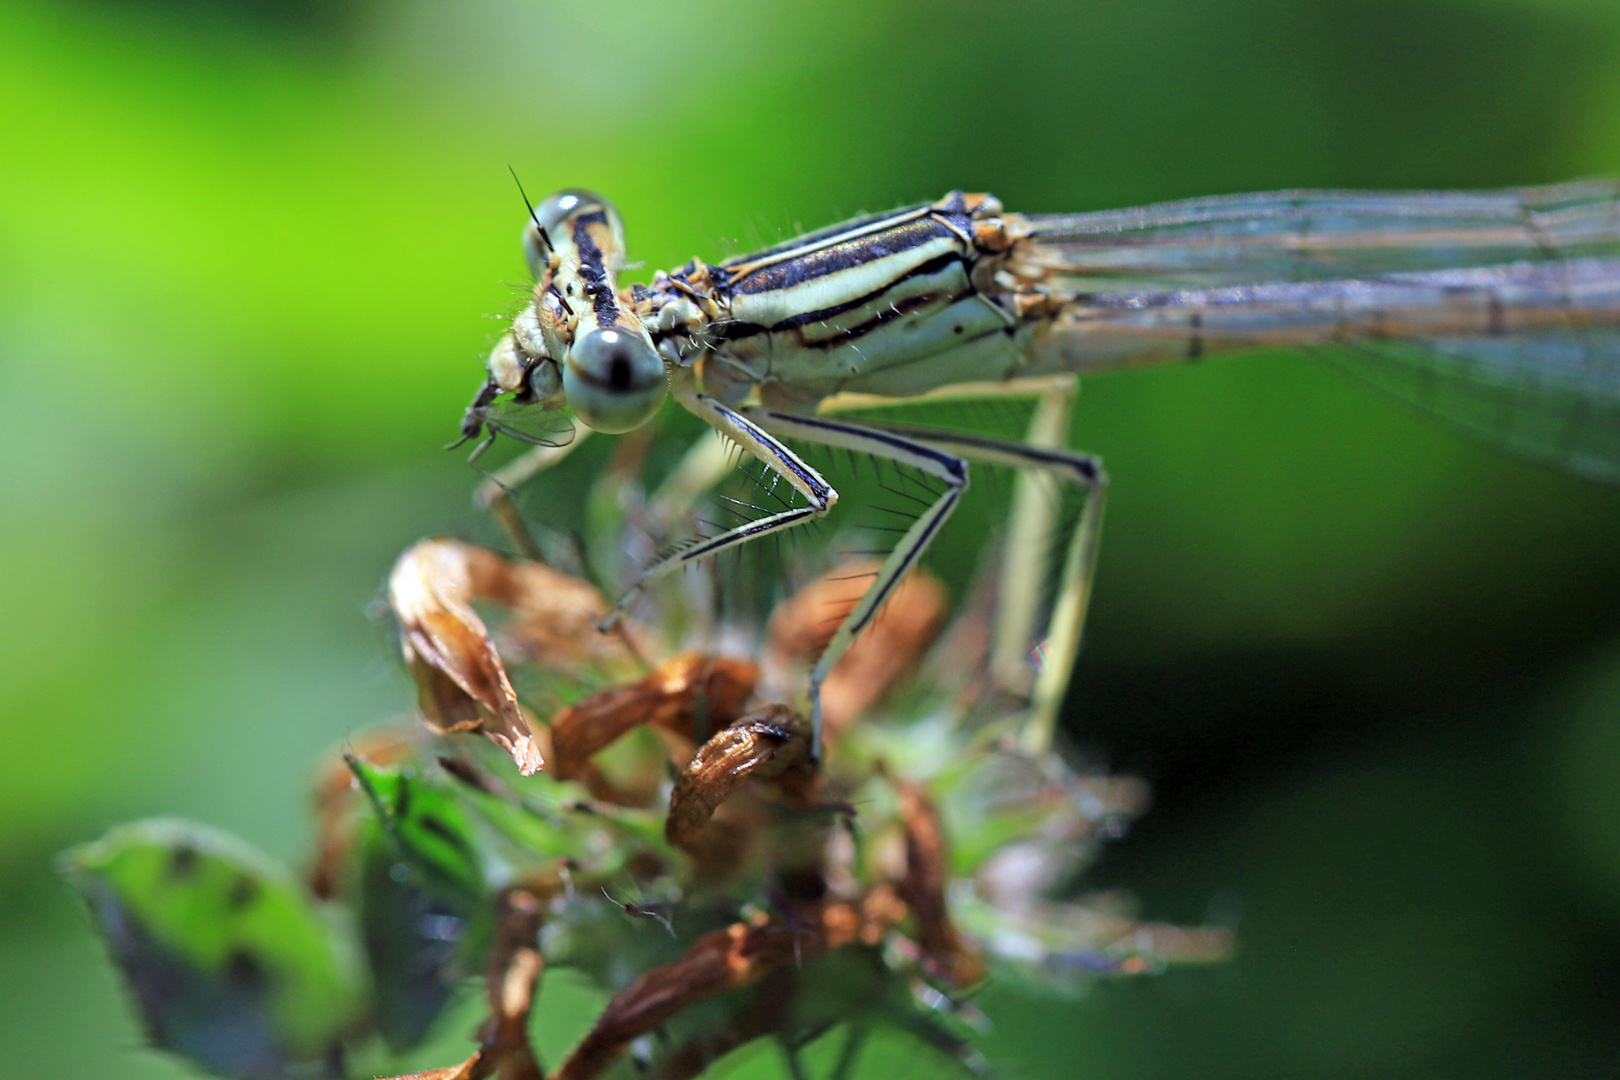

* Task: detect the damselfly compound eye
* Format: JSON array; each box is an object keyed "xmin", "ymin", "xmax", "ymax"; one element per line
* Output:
[
  {"xmin": 564, "ymin": 327, "xmax": 665, "ymax": 434},
  {"xmin": 523, "ymin": 190, "xmax": 617, "ymax": 279},
  {"xmin": 536, "ymin": 189, "xmax": 591, "ymax": 230}
]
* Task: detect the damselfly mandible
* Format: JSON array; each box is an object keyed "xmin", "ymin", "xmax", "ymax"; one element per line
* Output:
[{"xmin": 458, "ymin": 182, "xmax": 1620, "ymax": 753}]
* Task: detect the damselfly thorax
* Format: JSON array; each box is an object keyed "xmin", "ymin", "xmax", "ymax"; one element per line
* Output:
[{"xmin": 462, "ymin": 183, "xmax": 1620, "ymax": 753}]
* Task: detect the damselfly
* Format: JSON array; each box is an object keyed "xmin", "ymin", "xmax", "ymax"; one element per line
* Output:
[{"xmin": 459, "ymin": 182, "xmax": 1620, "ymax": 752}]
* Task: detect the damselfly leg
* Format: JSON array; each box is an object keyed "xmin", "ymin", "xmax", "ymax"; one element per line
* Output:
[
  {"xmin": 473, "ymin": 422, "xmax": 591, "ymax": 562},
  {"xmin": 809, "ymin": 407, "xmax": 1107, "ymax": 753},
  {"xmin": 475, "ymin": 376, "xmax": 1105, "ymax": 755},
  {"xmin": 813, "ymin": 376, "xmax": 1107, "ymax": 750}
]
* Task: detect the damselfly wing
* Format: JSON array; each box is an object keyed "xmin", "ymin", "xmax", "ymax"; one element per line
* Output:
[{"xmin": 1009, "ymin": 181, "xmax": 1620, "ymax": 482}]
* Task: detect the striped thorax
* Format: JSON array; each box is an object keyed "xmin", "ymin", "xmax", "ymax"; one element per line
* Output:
[{"xmin": 646, "ymin": 192, "xmax": 1029, "ymax": 407}]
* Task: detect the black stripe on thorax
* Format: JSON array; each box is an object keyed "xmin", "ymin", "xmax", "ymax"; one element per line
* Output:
[
  {"xmin": 721, "ymin": 214, "xmax": 970, "ymax": 296},
  {"xmin": 571, "ymin": 210, "xmax": 621, "ymax": 327},
  {"xmin": 710, "ymin": 251, "xmax": 971, "ymax": 346},
  {"xmin": 723, "ymin": 202, "xmax": 934, "ymax": 266},
  {"xmin": 772, "ymin": 251, "xmax": 968, "ymax": 331},
  {"xmin": 801, "ymin": 289, "xmax": 961, "ymax": 353},
  {"xmin": 709, "ymin": 290, "xmax": 949, "ymax": 351}
]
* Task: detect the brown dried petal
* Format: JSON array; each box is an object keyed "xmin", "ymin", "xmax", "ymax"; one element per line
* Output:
[
  {"xmin": 896, "ymin": 782, "xmax": 985, "ymax": 988},
  {"xmin": 767, "ymin": 562, "xmax": 946, "ymax": 734},
  {"xmin": 664, "ymin": 705, "xmax": 810, "ymax": 853},
  {"xmin": 550, "ymin": 653, "xmax": 757, "ymax": 781},
  {"xmin": 549, "ymin": 919, "xmax": 776, "ymax": 1080},
  {"xmin": 388, "ymin": 540, "xmax": 542, "ymax": 774},
  {"xmin": 551, "ymin": 904, "xmax": 886, "ymax": 1080},
  {"xmin": 466, "ymin": 547, "xmax": 639, "ymax": 675},
  {"xmin": 381, "ymin": 1067, "xmax": 480, "ymax": 1080}
]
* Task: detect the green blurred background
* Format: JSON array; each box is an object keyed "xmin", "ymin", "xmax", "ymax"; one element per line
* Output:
[{"xmin": 5, "ymin": 0, "xmax": 1620, "ymax": 1075}]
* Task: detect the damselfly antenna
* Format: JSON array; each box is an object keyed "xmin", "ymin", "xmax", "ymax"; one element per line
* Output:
[{"xmin": 507, "ymin": 165, "xmax": 553, "ymax": 257}]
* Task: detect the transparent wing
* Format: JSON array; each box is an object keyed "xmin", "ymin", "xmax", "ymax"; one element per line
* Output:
[
  {"xmin": 1015, "ymin": 180, "xmax": 1620, "ymax": 290},
  {"xmin": 1320, "ymin": 330, "xmax": 1620, "ymax": 484},
  {"xmin": 1010, "ymin": 181, "xmax": 1620, "ymax": 483}
]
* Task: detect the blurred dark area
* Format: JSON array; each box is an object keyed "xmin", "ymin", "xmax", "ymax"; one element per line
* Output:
[{"xmin": 3, "ymin": 0, "xmax": 1620, "ymax": 1076}]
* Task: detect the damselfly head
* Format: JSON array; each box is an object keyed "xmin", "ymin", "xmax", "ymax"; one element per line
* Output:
[
  {"xmin": 514, "ymin": 189, "xmax": 668, "ymax": 436},
  {"xmin": 520, "ymin": 189, "xmax": 597, "ymax": 280},
  {"xmin": 456, "ymin": 187, "xmax": 672, "ymax": 454}
]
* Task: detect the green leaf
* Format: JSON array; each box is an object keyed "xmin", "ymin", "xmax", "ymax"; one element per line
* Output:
[
  {"xmin": 61, "ymin": 818, "xmax": 358, "ymax": 1079},
  {"xmin": 347, "ymin": 755, "xmax": 668, "ymax": 900},
  {"xmin": 355, "ymin": 823, "xmax": 471, "ymax": 1052},
  {"xmin": 348, "ymin": 757, "xmax": 494, "ymax": 904}
]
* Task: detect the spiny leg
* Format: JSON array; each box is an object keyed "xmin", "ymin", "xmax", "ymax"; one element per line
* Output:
[
  {"xmin": 744, "ymin": 409, "xmax": 970, "ymax": 757},
  {"xmin": 646, "ymin": 376, "xmax": 1079, "ymax": 553},
  {"xmin": 629, "ymin": 376, "xmax": 1097, "ymax": 756},
  {"xmin": 1026, "ymin": 452, "xmax": 1106, "ymax": 753},
  {"xmin": 820, "ymin": 376, "xmax": 1101, "ymax": 749},
  {"xmin": 822, "ymin": 375, "xmax": 1088, "ymax": 702},
  {"xmin": 847, "ymin": 417, "xmax": 1106, "ymax": 754},
  {"xmin": 819, "ymin": 374, "xmax": 1085, "ymax": 700},
  {"xmin": 598, "ymin": 368, "xmax": 838, "ymax": 633}
]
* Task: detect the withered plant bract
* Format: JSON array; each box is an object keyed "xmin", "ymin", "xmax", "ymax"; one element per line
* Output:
[{"xmin": 65, "ymin": 445, "xmax": 1229, "ymax": 1080}]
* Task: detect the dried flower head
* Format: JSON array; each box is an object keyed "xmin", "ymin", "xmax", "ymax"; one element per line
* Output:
[
  {"xmin": 68, "ymin": 475, "xmax": 1230, "ymax": 1080},
  {"xmin": 357, "ymin": 545, "xmax": 1231, "ymax": 1079}
]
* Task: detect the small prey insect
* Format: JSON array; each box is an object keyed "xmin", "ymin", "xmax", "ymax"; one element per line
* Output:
[{"xmin": 459, "ymin": 183, "xmax": 1620, "ymax": 753}]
